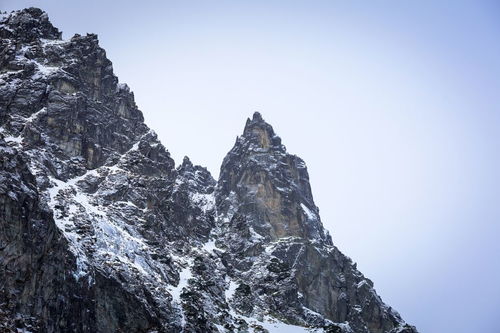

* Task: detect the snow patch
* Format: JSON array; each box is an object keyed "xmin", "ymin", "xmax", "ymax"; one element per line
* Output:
[
  {"xmin": 357, "ymin": 280, "xmax": 369, "ymax": 289},
  {"xmin": 190, "ymin": 192, "xmax": 215, "ymax": 213},
  {"xmin": 168, "ymin": 259, "xmax": 194, "ymax": 329},
  {"xmin": 170, "ymin": 264, "xmax": 192, "ymax": 303},
  {"xmin": 31, "ymin": 60, "xmax": 59, "ymax": 78},
  {"xmin": 25, "ymin": 107, "xmax": 46, "ymax": 123},
  {"xmin": 301, "ymin": 203, "xmax": 317, "ymax": 221},
  {"xmin": 201, "ymin": 239, "xmax": 217, "ymax": 253},
  {"xmin": 41, "ymin": 38, "xmax": 67, "ymax": 47},
  {"xmin": 225, "ymin": 279, "xmax": 238, "ymax": 300},
  {"xmin": 4, "ymin": 135, "xmax": 22, "ymax": 144}
]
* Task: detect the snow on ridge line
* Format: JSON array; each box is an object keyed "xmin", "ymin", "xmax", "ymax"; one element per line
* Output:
[{"xmin": 41, "ymin": 38, "xmax": 67, "ymax": 46}]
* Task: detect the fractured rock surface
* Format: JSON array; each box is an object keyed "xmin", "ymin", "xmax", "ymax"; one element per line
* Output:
[{"xmin": 0, "ymin": 8, "xmax": 417, "ymax": 333}]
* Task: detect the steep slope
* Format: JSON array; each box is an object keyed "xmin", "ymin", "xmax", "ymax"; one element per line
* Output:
[
  {"xmin": 0, "ymin": 8, "xmax": 417, "ymax": 333},
  {"xmin": 0, "ymin": 8, "xmax": 212, "ymax": 332},
  {"xmin": 214, "ymin": 113, "xmax": 417, "ymax": 333}
]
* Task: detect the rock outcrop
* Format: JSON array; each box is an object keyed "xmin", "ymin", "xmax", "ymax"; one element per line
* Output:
[{"xmin": 0, "ymin": 8, "xmax": 417, "ymax": 333}]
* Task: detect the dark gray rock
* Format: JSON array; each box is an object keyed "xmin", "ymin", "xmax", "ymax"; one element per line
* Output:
[
  {"xmin": 214, "ymin": 113, "xmax": 417, "ymax": 333},
  {"xmin": 0, "ymin": 8, "xmax": 418, "ymax": 333}
]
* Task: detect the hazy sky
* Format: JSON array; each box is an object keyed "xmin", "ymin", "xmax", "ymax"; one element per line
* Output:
[{"xmin": 3, "ymin": 1, "xmax": 500, "ymax": 332}]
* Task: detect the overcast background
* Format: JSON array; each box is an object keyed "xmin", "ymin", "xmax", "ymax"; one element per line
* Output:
[{"xmin": 2, "ymin": 1, "xmax": 500, "ymax": 332}]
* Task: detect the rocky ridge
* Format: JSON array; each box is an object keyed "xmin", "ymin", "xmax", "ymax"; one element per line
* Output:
[{"xmin": 0, "ymin": 8, "xmax": 418, "ymax": 333}]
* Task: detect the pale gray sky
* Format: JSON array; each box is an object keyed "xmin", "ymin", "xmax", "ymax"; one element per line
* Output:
[{"xmin": 3, "ymin": 1, "xmax": 500, "ymax": 332}]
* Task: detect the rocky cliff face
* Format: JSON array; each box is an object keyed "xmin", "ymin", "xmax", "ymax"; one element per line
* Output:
[{"xmin": 0, "ymin": 8, "xmax": 417, "ymax": 333}]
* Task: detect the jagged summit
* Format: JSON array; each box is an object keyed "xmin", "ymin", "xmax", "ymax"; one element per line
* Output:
[
  {"xmin": 0, "ymin": 7, "xmax": 61, "ymax": 42},
  {"xmin": 241, "ymin": 112, "xmax": 283, "ymax": 151},
  {"xmin": 0, "ymin": 8, "xmax": 418, "ymax": 333},
  {"xmin": 218, "ymin": 112, "xmax": 327, "ymax": 242},
  {"xmin": 213, "ymin": 114, "xmax": 417, "ymax": 332},
  {"xmin": 244, "ymin": 111, "xmax": 267, "ymax": 129},
  {"xmin": 181, "ymin": 155, "xmax": 194, "ymax": 168},
  {"xmin": 252, "ymin": 111, "xmax": 264, "ymax": 121}
]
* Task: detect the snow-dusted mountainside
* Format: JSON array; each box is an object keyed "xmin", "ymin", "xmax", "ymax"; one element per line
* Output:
[{"xmin": 0, "ymin": 8, "xmax": 418, "ymax": 333}]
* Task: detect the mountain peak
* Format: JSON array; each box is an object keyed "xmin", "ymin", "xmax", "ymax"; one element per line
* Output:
[
  {"xmin": 217, "ymin": 112, "xmax": 329, "ymax": 243},
  {"xmin": 1, "ymin": 8, "xmax": 61, "ymax": 42},
  {"xmin": 0, "ymin": 8, "xmax": 418, "ymax": 333},
  {"xmin": 241, "ymin": 112, "xmax": 282, "ymax": 151},
  {"xmin": 181, "ymin": 155, "xmax": 193, "ymax": 168},
  {"xmin": 244, "ymin": 111, "xmax": 269, "ymax": 129},
  {"xmin": 252, "ymin": 111, "xmax": 263, "ymax": 121}
]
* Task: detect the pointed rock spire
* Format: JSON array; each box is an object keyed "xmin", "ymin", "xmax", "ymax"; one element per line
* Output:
[
  {"xmin": 177, "ymin": 155, "xmax": 216, "ymax": 192},
  {"xmin": 241, "ymin": 112, "xmax": 282, "ymax": 151},
  {"xmin": 217, "ymin": 113, "xmax": 329, "ymax": 243},
  {"xmin": 181, "ymin": 155, "xmax": 193, "ymax": 169},
  {"xmin": 252, "ymin": 111, "xmax": 263, "ymax": 121},
  {"xmin": 244, "ymin": 111, "xmax": 264, "ymax": 127},
  {"xmin": 0, "ymin": 8, "xmax": 418, "ymax": 332}
]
